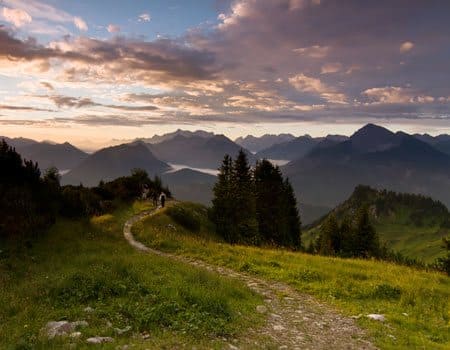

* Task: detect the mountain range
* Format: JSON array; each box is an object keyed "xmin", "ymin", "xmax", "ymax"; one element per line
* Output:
[
  {"xmin": 148, "ymin": 134, "xmax": 256, "ymax": 169},
  {"xmin": 3, "ymin": 124, "xmax": 450, "ymax": 223},
  {"xmin": 235, "ymin": 133, "xmax": 296, "ymax": 153},
  {"xmin": 62, "ymin": 142, "xmax": 169, "ymax": 186},
  {"xmin": 1, "ymin": 136, "xmax": 88, "ymax": 171},
  {"xmin": 283, "ymin": 124, "xmax": 450, "ymax": 209}
]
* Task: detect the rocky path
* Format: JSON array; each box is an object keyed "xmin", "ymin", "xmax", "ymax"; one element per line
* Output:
[{"xmin": 124, "ymin": 208, "xmax": 377, "ymax": 350}]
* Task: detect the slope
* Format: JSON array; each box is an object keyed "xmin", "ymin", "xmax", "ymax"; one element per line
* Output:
[
  {"xmin": 303, "ymin": 185, "xmax": 450, "ymax": 262},
  {"xmin": 62, "ymin": 142, "xmax": 169, "ymax": 187}
]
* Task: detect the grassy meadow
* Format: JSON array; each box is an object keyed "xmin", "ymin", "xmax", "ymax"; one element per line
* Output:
[
  {"xmin": 133, "ymin": 202, "xmax": 450, "ymax": 350},
  {"xmin": 0, "ymin": 202, "xmax": 264, "ymax": 349}
]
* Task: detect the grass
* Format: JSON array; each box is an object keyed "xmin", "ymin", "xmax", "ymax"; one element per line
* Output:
[
  {"xmin": 303, "ymin": 206, "xmax": 449, "ymax": 263},
  {"xmin": 0, "ymin": 201, "xmax": 264, "ymax": 349},
  {"xmin": 133, "ymin": 202, "xmax": 450, "ymax": 350}
]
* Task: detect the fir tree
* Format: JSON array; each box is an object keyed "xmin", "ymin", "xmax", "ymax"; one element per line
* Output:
[
  {"xmin": 232, "ymin": 150, "xmax": 258, "ymax": 244},
  {"xmin": 318, "ymin": 214, "xmax": 339, "ymax": 255},
  {"xmin": 354, "ymin": 206, "xmax": 380, "ymax": 257},
  {"xmin": 211, "ymin": 154, "xmax": 236, "ymax": 242},
  {"xmin": 281, "ymin": 178, "xmax": 301, "ymax": 248}
]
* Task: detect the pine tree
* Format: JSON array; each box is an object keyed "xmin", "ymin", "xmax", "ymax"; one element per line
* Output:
[
  {"xmin": 281, "ymin": 178, "xmax": 301, "ymax": 248},
  {"xmin": 232, "ymin": 150, "xmax": 258, "ymax": 244},
  {"xmin": 318, "ymin": 214, "xmax": 339, "ymax": 255},
  {"xmin": 211, "ymin": 154, "xmax": 235, "ymax": 242},
  {"xmin": 354, "ymin": 206, "xmax": 380, "ymax": 258},
  {"xmin": 254, "ymin": 159, "xmax": 283, "ymax": 244}
]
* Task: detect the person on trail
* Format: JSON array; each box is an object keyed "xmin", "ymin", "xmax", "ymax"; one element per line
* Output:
[{"xmin": 159, "ymin": 192, "xmax": 166, "ymax": 208}]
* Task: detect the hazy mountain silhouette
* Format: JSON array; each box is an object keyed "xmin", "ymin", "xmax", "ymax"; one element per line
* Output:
[
  {"xmin": 235, "ymin": 134, "xmax": 295, "ymax": 153},
  {"xmin": 1, "ymin": 136, "xmax": 38, "ymax": 149},
  {"xmin": 257, "ymin": 134, "xmax": 348, "ymax": 161},
  {"xmin": 18, "ymin": 142, "xmax": 88, "ymax": 171},
  {"xmin": 162, "ymin": 168, "xmax": 216, "ymax": 205},
  {"xmin": 414, "ymin": 133, "xmax": 450, "ymax": 156},
  {"xmin": 149, "ymin": 134, "xmax": 256, "ymax": 169},
  {"xmin": 62, "ymin": 142, "xmax": 169, "ymax": 186},
  {"xmin": 137, "ymin": 129, "xmax": 215, "ymax": 144},
  {"xmin": 283, "ymin": 124, "xmax": 450, "ymax": 208}
]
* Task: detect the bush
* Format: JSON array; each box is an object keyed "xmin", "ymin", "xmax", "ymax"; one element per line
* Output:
[{"xmin": 166, "ymin": 205, "xmax": 201, "ymax": 232}]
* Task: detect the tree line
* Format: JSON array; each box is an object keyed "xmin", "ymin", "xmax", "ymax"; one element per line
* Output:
[
  {"xmin": 0, "ymin": 139, "xmax": 169, "ymax": 240},
  {"xmin": 307, "ymin": 207, "xmax": 380, "ymax": 258},
  {"xmin": 211, "ymin": 150, "xmax": 301, "ymax": 248}
]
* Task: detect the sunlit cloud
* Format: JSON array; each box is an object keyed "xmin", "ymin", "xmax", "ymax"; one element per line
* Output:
[{"xmin": 1, "ymin": 7, "xmax": 32, "ymax": 27}]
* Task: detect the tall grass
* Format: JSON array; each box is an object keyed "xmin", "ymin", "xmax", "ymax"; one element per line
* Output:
[
  {"xmin": 133, "ymin": 202, "xmax": 450, "ymax": 350},
  {"xmin": 0, "ymin": 201, "xmax": 263, "ymax": 349}
]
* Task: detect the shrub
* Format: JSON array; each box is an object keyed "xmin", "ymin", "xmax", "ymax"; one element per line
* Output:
[{"xmin": 166, "ymin": 205, "xmax": 201, "ymax": 232}]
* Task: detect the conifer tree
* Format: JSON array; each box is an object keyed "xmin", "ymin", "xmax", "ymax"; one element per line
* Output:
[
  {"xmin": 211, "ymin": 154, "xmax": 235, "ymax": 242},
  {"xmin": 254, "ymin": 159, "xmax": 283, "ymax": 244},
  {"xmin": 281, "ymin": 178, "xmax": 301, "ymax": 248},
  {"xmin": 232, "ymin": 150, "xmax": 258, "ymax": 244},
  {"xmin": 354, "ymin": 206, "xmax": 380, "ymax": 257},
  {"xmin": 318, "ymin": 214, "xmax": 339, "ymax": 255}
]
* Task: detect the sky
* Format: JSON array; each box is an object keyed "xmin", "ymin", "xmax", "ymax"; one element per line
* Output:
[{"xmin": 0, "ymin": 0, "xmax": 449, "ymax": 149}]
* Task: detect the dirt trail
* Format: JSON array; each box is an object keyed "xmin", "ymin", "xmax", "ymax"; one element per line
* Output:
[{"xmin": 124, "ymin": 208, "xmax": 377, "ymax": 350}]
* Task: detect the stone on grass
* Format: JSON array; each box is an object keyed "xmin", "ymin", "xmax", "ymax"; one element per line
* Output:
[
  {"xmin": 256, "ymin": 305, "xmax": 268, "ymax": 314},
  {"xmin": 43, "ymin": 320, "xmax": 88, "ymax": 338},
  {"xmin": 86, "ymin": 336, "xmax": 114, "ymax": 344},
  {"xmin": 367, "ymin": 314, "xmax": 386, "ymax": 322}
]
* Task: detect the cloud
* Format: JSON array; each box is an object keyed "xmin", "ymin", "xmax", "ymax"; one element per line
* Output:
[
  {"xmin": 107, "ymin": 24, "xmax": 120, "ymax": 33},
  {"xmin": 321, "ymin": 62, "xmax": 342, "ymax": 74},
  {"xmin": 138, "ymin": 13, "xmax": 151, "ymax": 22},
  {"xmin": 0, "ymin": 103, "xmax": 54, "ymax": 112},
  {"xmin": 43, "ymin": 94, "xmax": 158, "ymax": 111},
  {"xmin": 400, "ymin": 41, "xmax": 414, "ymax": 53},
  {"xmin": 73, "ymin": 17, "xmax": 88, "ymax": 31},
  {"xmin": 40, "ymin": 81, "xmax": 54, "ymax": 90},
  {"xmin": 289, "ymin": 73, "xmax": 347, "ymax": 104},
  {"xmin": 293, "ymin": 45, "xmax": 329, "ymax": 58},
  {"xmin": 362, "ymin": 86, "xmax": 434, "ymax": 104},
  {"xmin": 1, "ymin": 7, "xmax": 32, "ymax": 27}
]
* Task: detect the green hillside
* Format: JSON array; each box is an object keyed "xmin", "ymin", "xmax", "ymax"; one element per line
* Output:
[
  {"xmin": 303, "ymin": 186, "xmax": 450, "ymax": 262},
  {"xmin": 132, "ymin": 202, "xmax": 449, "ymax": 350},
  {"xmin": 0, "ymin": 202, "xmax": 264, "ymax": 349}
]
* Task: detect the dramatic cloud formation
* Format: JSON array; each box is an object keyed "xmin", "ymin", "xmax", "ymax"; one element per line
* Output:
[{"xmin": 0, "ymin": 0, "xmax": 449, "ymax": 140}]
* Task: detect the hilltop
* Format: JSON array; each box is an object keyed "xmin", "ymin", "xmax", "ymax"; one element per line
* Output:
[{"xmin": 303, "ymin": 185, "xmax": 450, "ymax": 262}]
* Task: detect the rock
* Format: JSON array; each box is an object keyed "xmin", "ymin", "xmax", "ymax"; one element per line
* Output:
[
  {"xmin": 86, "ymin": 336, "xmax": 114, "ymax": 344},
  {"xmin": 402, "ymin": 312, "xmax": 408, "ymax": 317},
  {"xmin": 70, "ymin": 332, "xmax": 82, "ymax": 338},
  {"xmin": 72, "ymin": 321, "xmax": 88, "ymax": 328},
  {"xmin": 43, "ymin": 321, "xmax": 75, "ymax": 338},
  {"xmin": 141, "ymin": 331, "xmax": 150, "ymax": 340},
  {"xmin": 256, "ymin": 305, "xmax": 267, "ymax": 313},
  {"xmin": 43, "ymin": 320, "xmax": 89, "ymax": 338},
  {"xmin": 228, "ymin": 344, "xmax": 239, "ymax": 350},
  {"xmin": 367, "ymin": 314, "xmax": 386, "ymax": 322},
  {"xmin": 115, "ymin": 326, "xmax": 132, "ymax": 335},
  {"xmin": 273, "ymin": 325, "xmax": 285, "ymax": 331}
]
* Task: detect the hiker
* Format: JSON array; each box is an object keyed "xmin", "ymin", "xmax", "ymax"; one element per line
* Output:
[{"xmin": 159, "ymin": 192, "xmax": 166, "ymax": 208}]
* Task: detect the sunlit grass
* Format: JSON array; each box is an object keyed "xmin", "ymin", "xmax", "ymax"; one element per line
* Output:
[
  {"xmin": 133, "ymin": 202, "xmax": 450, "ymax": 350},
  {"xmin": 0, "ymin": 202, "xmax": 263, "ymax": 349}
]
